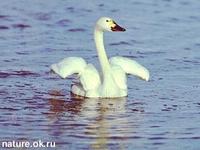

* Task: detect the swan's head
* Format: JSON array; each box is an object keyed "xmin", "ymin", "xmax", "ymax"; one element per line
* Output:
[{"xmin": 96, "ymin": 17, "xmax": 126, "ymax": 32}]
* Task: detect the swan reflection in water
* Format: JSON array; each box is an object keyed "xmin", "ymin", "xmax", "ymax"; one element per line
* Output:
[{"xmin": 47, "ymin": 90, "xmax": 130, "ymax": 150}]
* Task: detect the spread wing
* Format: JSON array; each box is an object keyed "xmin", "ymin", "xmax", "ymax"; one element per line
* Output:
[
  {"xmin": 51, "ymin": 57, "xmax": 87, "ymax": 78},
  {"xmin": 110, "ymin": 56, "xmax": 150, "ymax": 81},
  {"xmin": 51, "ymin": 57, "xmax": 101, "ymax": 90}
]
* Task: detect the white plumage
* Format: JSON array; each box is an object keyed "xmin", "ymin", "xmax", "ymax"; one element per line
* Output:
[
  {"xmin": 110, "ymin": 56, "xmax": 149, "ymax": 81},
  {"xmin": 51, "ymin": 17, "xmax": 150, "ymax": 98},
  {"xmin": 51, "ymin": 57, "xmax": 87, "ymax": 78}
]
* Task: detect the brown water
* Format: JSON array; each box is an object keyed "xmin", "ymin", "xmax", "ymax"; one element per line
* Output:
[{"xmin": 1, "ymin": 0, "xmax": 200, "ymax": 149}]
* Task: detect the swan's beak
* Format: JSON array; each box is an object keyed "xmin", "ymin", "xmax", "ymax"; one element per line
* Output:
[{"xmin": 111, "ymin": 21, "xmax": 126, "ymax": 32}]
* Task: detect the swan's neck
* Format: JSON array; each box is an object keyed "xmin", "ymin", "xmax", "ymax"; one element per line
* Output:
[{"xmin": 94, "ymin": 27, "xmax": 110, "ymax": 75}]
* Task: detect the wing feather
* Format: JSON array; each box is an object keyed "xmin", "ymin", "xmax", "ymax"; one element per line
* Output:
[
  {"xmin": 51, "ymin": 57, "xmax": 101, "ymax": 92},
  {"xmin": 51, "ymin": 57, "xmax": 87, "ymax": 78},
  {"xmin": 110, "ymin": 56, "xmax": 150, "ymax": 81}
]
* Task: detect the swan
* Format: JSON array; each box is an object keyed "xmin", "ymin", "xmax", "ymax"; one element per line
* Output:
[{"xmin": 51, "ymin": 17, "xmax": 150, "ymax": 98}]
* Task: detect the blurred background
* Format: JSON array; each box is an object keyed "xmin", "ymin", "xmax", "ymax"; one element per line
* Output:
[{"xmin": 0, "ymin": 0, "xmax": 200, "ymax": 149}]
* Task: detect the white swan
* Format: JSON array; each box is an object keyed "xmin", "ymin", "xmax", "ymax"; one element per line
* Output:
[{"xmin": 51, "ymin": 17, "xmax": 150, "ymax": 98}]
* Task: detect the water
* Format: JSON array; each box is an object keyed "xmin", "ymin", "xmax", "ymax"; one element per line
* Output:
[{"xmin": 1, "ymin": 0, "xmax": 200, "ymax": 149}]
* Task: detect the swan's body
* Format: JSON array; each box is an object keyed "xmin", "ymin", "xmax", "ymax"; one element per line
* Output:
[{"xmin": 51, "ymin": 17, "xmax": 150, "ymax": 98}]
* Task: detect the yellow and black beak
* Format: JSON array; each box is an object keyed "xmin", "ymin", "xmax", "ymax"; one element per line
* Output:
[{"xmin": 111, "ymin": 21, "xmax": 126, "ymax": 32}]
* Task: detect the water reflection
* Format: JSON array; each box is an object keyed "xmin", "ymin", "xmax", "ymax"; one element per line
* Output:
[
  {"xmin": 82, "ymin": 97, "xmax": 127, "ymax": 150},
  {"xmin": 47, "ymin": 90, "xmax": 128, "ymax": 150}
]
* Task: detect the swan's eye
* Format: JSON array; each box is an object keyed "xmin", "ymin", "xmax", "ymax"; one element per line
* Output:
[{"xmin": 106, "ymin": 20, "xmax": 109, "ymax": 22}]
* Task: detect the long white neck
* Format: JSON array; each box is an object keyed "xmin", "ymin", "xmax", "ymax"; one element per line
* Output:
[{"xmin": 94, "ymin": 27, "xmax": 110, "ymax": 75}]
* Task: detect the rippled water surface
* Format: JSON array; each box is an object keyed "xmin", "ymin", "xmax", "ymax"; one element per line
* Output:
[{"xmin": 1, "ymin": 0, "xmax": 200, "ymax": 149}]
